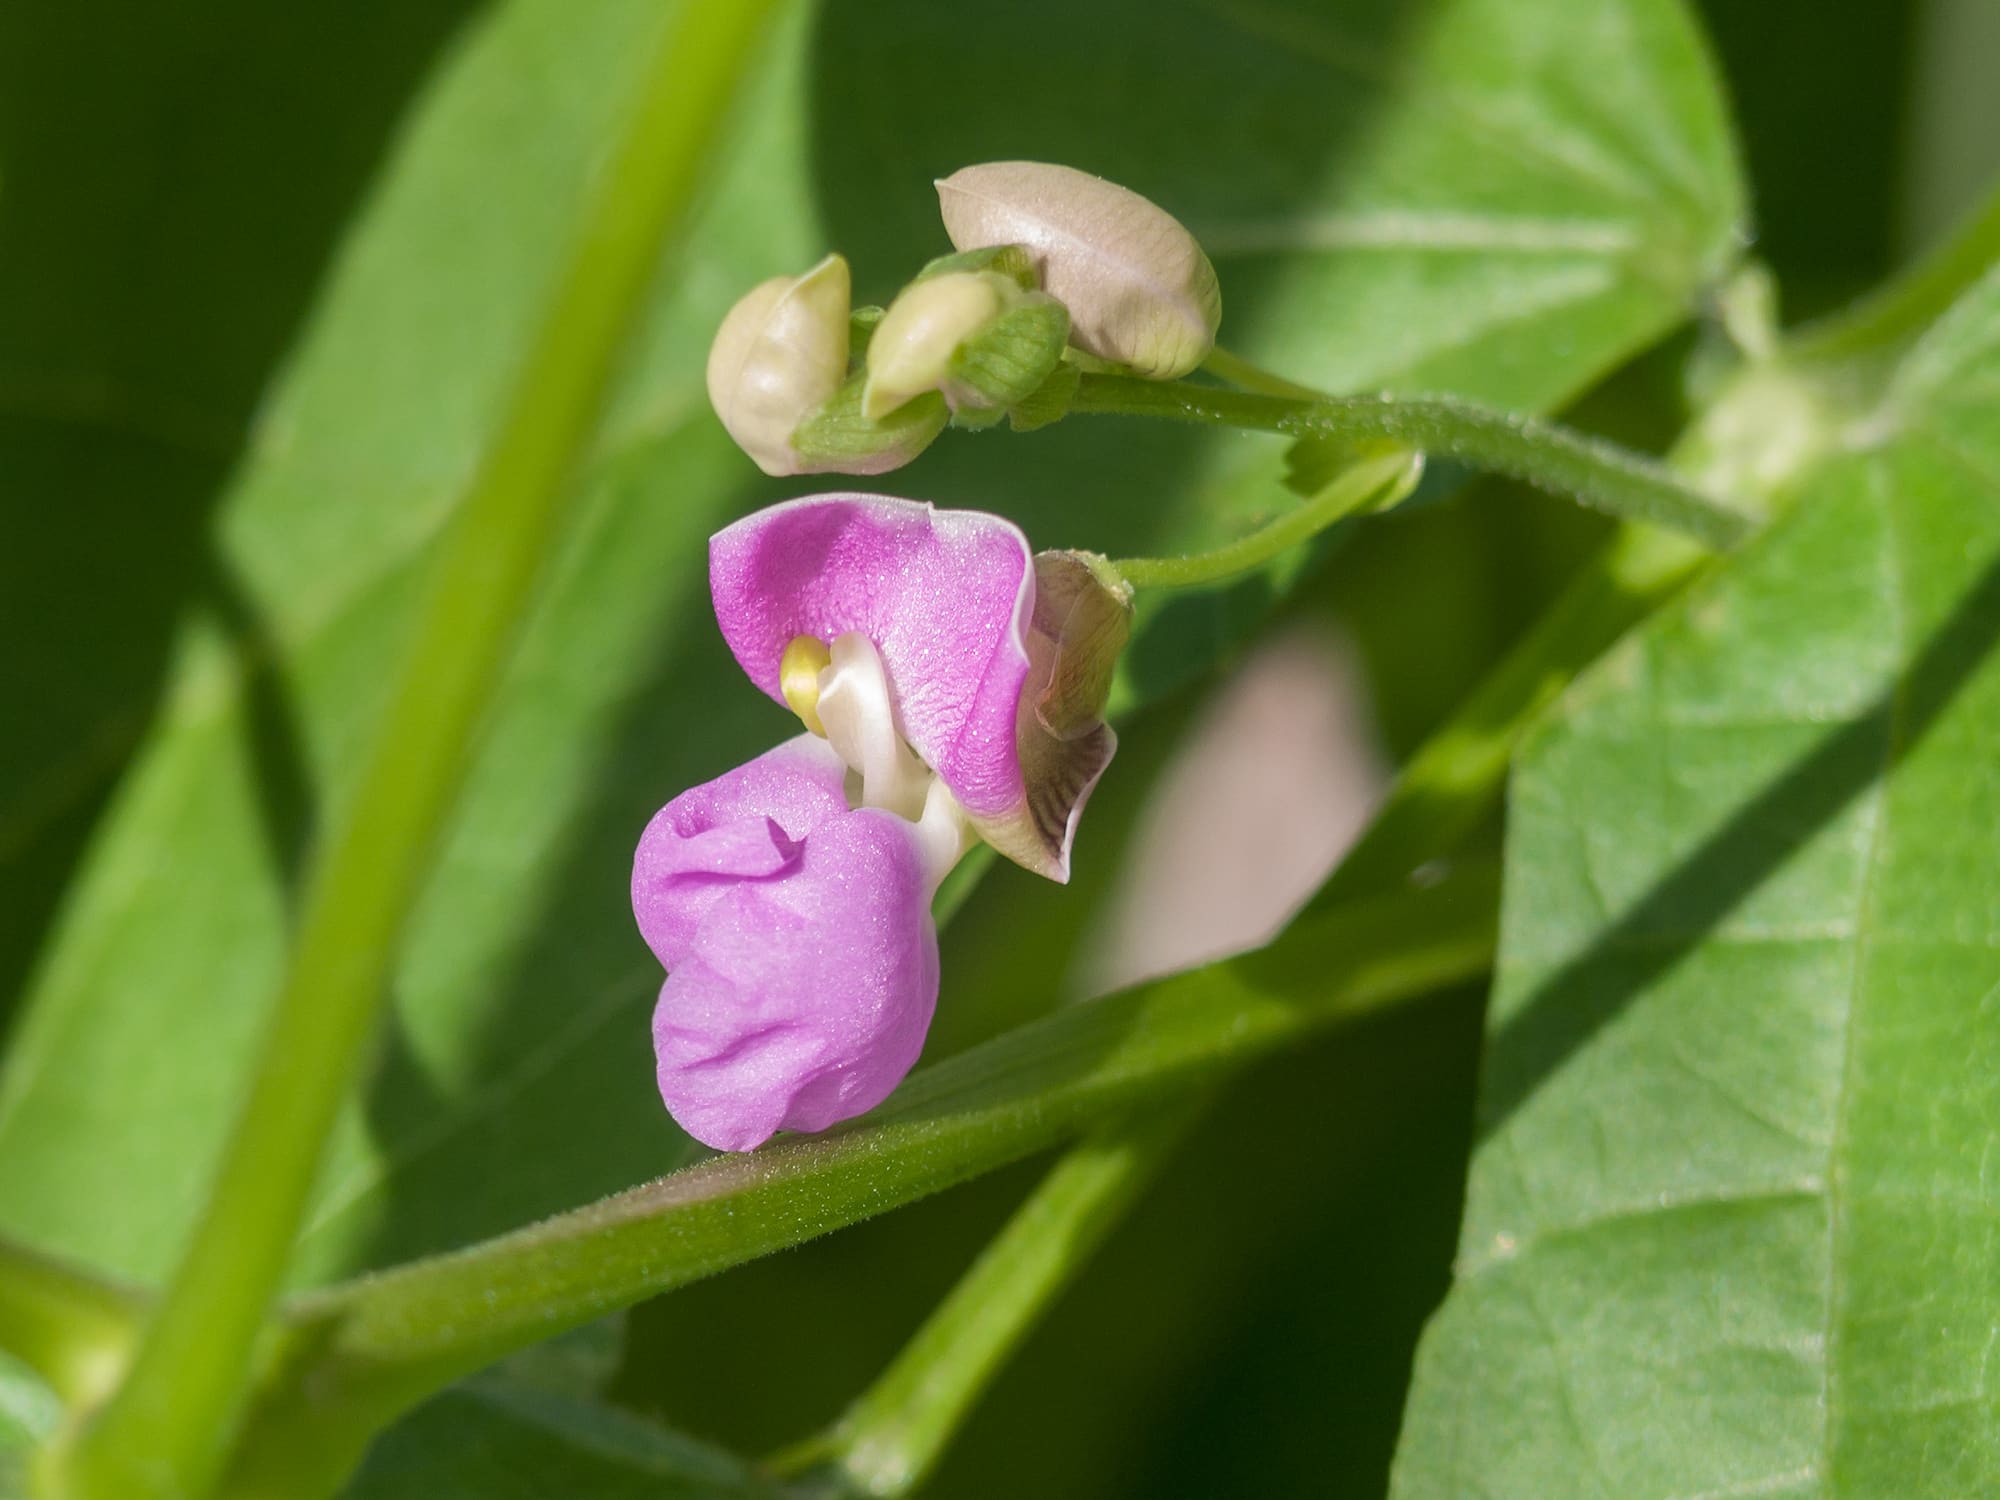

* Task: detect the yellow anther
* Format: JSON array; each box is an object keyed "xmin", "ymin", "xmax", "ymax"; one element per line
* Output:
[{"xmin": 780, "ymin": 635, "xmax": 834, "ymax": 736}]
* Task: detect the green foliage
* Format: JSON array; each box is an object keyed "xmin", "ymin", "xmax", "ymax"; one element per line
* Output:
[
  {"xmin": 1393, "ymin": 272, "xmax": 2000, "ymax": 1496},
  {"xmin": 1, "ymin": 0, "xmax": 1993, "ymax": 1494}
]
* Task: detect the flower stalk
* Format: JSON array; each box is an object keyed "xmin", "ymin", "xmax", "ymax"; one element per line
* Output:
[
  {"xmin": 1112, "ymin": 448, "xmax": 1421, "ymax": 590},
  {"xmin": 789, "ymin": 1102, "xmax": 1208, "ymax": 1496},
  {"xmin": 1069, "ymin": 374, "xmax": 1753, "ymax": 551}
]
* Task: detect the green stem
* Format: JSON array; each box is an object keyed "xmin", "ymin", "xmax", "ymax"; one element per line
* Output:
[
  {"xmin": 49, "ymin": 7, "xmax": 781, "ymax": 1498},
  {"xmin": 1114, "ymin": 450, "xmax": 1420, "ymax": 590},
  {"xmin": 213, "ymin": 866, "xmax": 1496, "ymax": 1497},
  {"xmin": 1792, "ymin": 176, "xmax": 2000, "ymax": 362},
  {"xmin": 784, "ymin": 1103, "xmax": 1205, "ymax": 1495},
  {"xmin": 0, "ymin": 1239, "xmax": 144, "ymax": 1412},
  {"xmin": 1313, "ymin": 523, "xmax": 1708, "ymax": 909},
  {"xmin": 1201, "ymin": 344, "xmax": 1325, "ymax": 400},
  {"xmin": 1069, "ymin": 375, "xmax": 1751, "ymax": 550}
]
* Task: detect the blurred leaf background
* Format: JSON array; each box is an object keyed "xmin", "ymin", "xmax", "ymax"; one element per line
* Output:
[{"xmin": 0, "ymin": 0, "xmax": 1993, "ymax": 1494}]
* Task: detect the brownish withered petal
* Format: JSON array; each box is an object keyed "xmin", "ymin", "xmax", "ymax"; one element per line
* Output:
[{"xmin": 971, "ymin": 550, "xmax": 1132, "ymax": 882}]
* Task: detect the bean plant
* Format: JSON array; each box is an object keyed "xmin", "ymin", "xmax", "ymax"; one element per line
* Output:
[{"xmin": 2, "ymin": 1, "xmax": 1996, "ymax": 1497}]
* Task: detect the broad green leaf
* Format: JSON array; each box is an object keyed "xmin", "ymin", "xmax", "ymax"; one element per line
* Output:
[
  {"xmin": 0, "ymin": 0, "xmax": 1742, "ymax": 1297},
  {"xmin": 1393, "ymin": 270, "xmax": 2000, "ymax": 1496}
]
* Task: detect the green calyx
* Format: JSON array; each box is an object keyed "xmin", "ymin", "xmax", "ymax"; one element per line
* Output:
[
  {"xmin": 915, "ymin": 241, "xmax": 1040, "ymax": 289},
  {"xmin": 862, "ymin": 267, "xmax": 1071, "ymax": 425},
  {"xmin": 790, "ymin": 370, "xmax": 950, "ymax": 473}
]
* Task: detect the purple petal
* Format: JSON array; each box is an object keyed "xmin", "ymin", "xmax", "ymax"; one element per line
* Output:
[
  {"xmin": 709, "ymin": 495, "xmax": 1033, "ymax": 819},
  {"xmin": 631, "ymin": 735, "xmax": 851, "ymax": 970},
  {"xmin": 651, "ymin": 805, "xmax": 939, "ymax": 1152}
]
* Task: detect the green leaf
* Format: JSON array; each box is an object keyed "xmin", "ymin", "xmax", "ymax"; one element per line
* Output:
[
  {"xmin": 0, "ymin": 0, "xmax": 1743, "ymax": 1300},
  {"xmin": 1393, "ymin": 270, "xmax": 2000, "ymax": 1496}
]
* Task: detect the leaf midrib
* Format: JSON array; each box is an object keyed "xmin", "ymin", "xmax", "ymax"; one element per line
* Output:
[{"xmin": 1818, "ymin": 456, "xmax": 1913, "ymax": 1500}]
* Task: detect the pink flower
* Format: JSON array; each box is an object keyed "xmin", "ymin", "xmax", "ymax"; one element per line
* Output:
[{"xmin": 632, "ymin": 496, "xmax": 1127, "ymax": 1151}]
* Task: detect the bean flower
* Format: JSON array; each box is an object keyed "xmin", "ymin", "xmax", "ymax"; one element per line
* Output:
[{"xmin": 632, "ymin": 495, "xmax": 1130, "ymax": 1151}]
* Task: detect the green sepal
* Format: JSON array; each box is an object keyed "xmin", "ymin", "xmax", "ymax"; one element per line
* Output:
[
  {"xmin": 947, "ymin": 292, "xmax": 1069, "ymax": 412},
  {"xmin": 791, "ymin": 369, "xmax": 948, "ymax": 469},
  {"xmin": 949, "ymin": 404, "xmax": 1011, "ymax": 431},
  {"xmin": 916, "ymin": 242, "xmax": 1039, "ymax": 289},
  {"xmin": 1008, "ymin": 361, "xmax": 1080, "ymax": 432}
]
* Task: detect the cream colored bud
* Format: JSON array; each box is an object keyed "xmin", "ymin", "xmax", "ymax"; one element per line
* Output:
[
  {"xmin": 862, "ymin": 271, "xmax": 1016, "ymax": 420},
  {"xmin": 936, "ymin": 162, "xmax": 1221, "ymax": 379},
  {"xmin": 705, "ymin": 254, "xmax": 851, "ymax": 476}
]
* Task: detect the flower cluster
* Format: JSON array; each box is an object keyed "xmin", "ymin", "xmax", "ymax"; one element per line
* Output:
[
  {"xmin": 636, "ymin": 163, "xmax": 1211, "ymax": 1152},
  {"xmin": 705, "ymin": 161, "xmax": 1222, "ymax": 476}
]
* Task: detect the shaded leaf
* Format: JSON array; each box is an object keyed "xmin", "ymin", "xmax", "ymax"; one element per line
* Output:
[{"xmin": 1393, "ymin": 271, "xmax": 2000, "ymax": 1497}]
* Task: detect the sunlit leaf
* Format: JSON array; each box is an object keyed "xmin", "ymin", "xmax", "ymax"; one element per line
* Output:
[{"xmin": 1393, "ymin": 270, "xmax": 2000, "ymax": 1497}]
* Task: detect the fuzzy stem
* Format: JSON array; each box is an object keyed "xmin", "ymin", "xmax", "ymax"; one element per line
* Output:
[
  {"xmin": 1070, "ymin": 376, "xmax": 1751, "ymax": 550},
  {"xmin": 212, "ymin": 867, "xmax": 1497, "ymax": 1496},
  {"xmin": 1115, "ymin": 450, "xmax": 1420, "ymax": 589}
]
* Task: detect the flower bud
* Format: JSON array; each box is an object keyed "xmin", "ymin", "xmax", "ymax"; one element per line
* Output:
[
  {"xmin": 863, "ymin": 270, "xmax": 1069, "ymax": 421},
  {"xmin": 936, "ymin": 161, "xmax": 1221, "ymax": 379},
  {"xmin": 705, "ymin": 254, "xmax": 852, "ymax": 476},
  {"xmin": 865, "ymin": 271, "xmax": 1013, "ymax": 419}
]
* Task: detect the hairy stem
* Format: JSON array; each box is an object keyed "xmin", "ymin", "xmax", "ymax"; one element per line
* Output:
[
  {"xmin": 48, "ymin": 6, "xmax": 782, "ymax": 1497},
  {"xmin": 1069, "ymin": 375, "xmax": 1751, "ymax": 550},
  {"xmin": 1115, "ymin": 450, "xmax": 1421, "ymax": 589},
  {"xmin": 214, "ymin": 867, "xmax": 1496, "ymax": 1497}
]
